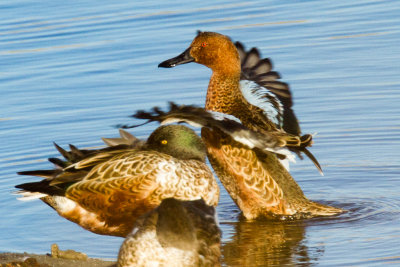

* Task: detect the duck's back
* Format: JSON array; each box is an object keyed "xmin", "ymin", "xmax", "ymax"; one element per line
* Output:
[{"xmin": 118, "ymin": 198, "xmax": 221, "ymax": 267}]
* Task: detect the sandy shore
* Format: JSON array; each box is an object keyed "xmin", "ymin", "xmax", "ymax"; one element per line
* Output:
[{"xmin": 0, "ymin": 245, "xmax": 116, "ymax": 267}]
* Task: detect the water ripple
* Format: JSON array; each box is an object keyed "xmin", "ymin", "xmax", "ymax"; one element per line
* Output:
[{"xmin": 1, "ymin": 0, "xmax": 400, "ymax": 265}]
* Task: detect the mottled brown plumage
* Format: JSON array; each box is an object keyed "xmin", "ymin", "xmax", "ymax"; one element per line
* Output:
[
  {"xmin": 202, "ymin": 128, "xmax": 289, "ymax": 218},
  {"xmin": 202, "ymin": 128, "xmax": 341, "ymax": 219},
  {"xmin": 16, "ymin": 125, "xmax": 219, "ymax": 237},
  {"xmin": 194, "ymin": 33, "xmax": 309, "ymax": 150},
  {"xmin": 159, "ymin": 31, "xmax": 343, "ymax": 218}
]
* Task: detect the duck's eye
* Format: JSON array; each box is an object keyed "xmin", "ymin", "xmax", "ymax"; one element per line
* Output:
[
  {"xmin": 201, "ymin": 42, "xmax": 208, "ymax": 47},
  {"xmin": 161, "ymin": 140, "xmax": 168, "ymax": 145}
]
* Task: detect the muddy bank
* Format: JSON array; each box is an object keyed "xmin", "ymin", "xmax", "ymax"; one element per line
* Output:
[{"xmin": 0, "ymin": 244, "xmax": 116, "ymax": 267}]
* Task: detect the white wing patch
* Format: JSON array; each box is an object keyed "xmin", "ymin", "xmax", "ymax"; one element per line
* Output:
[
  {"xmin": 209, "ymin": 111, "xmax": 242, "ymax": 124},
  {"xmin": 15, "ymin": 191, "xmax": 48, "ymax": 201},
  {"xmin": 160, "ymin": 117, "xmax": 203, "ymax": 128},
  {"xmin": 279, "ymin": 157, "xmax": 292, "ymax": 172},
  {"xmin": 240, "ymin": 80, "xmax": 283, "ymax": 127},
  {"xmin": 210, "ymin": 111, "xmax": 295, "ymax": 163}
]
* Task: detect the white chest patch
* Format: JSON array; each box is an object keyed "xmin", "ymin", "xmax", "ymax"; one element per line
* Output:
[{"xmin": 155, "ymin": 161, "xmax": 177, "ymax": 186}]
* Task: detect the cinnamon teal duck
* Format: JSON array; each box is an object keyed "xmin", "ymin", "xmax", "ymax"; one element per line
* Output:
[
  {"xmin": 117, "ymin": 198, "xmax": 221, "ymax": 267},
  {"xmin": 15, "ymin": 125, "xmax": 219, "ymax": 237},
  {"xmin": 158, "ymin": 32, "xmax": 343, "ymax": 219}
]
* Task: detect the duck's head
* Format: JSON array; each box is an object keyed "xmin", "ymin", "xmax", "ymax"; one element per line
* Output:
[
  {"xmin": 159, "ymin": 31, "xmax": 240, "ymax": 74},
  {"xmin": 146, "ymin": 124, "xmax": 206, "ymax": 161}
]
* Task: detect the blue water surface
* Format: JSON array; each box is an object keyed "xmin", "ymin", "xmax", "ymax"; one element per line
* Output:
[{"xmin": 1, "ymin": 0, "xmax": 400, "ymax": 265}]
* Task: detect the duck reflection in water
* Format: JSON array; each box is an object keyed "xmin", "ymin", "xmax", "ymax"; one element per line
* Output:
[{"xmin": 222, "ymin": 217, "xmax": 323, "ymax": 266}]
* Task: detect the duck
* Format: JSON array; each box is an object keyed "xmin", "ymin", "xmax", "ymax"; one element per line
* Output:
[
  {"xmin": 15, "ymin": 125, "xmax": 219, "ymax": 237},
  {"xmin": 117, "ymin": 198, "xmax": 221, "ymax": 267},
  {"xmin": 158, "ymin": 32, "xmax": 343, "ymax": 219}
]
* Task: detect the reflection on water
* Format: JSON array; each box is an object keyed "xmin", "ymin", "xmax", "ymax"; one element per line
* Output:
[
  {"xmin": 221, "ymin": 193, "xmax": 400, "ymax": 266},
  {"xmin": 223, "ymin": 218, "xmax": 322, "ymax": 266},
  {"xmin": 1, "ymin": 0, "xmax": 400, "ymax": 266}
]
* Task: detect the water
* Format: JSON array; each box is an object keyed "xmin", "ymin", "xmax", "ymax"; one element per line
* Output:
[{"xmin": 1, "ymin": 0, "xmax": 400, "ymax": 265}]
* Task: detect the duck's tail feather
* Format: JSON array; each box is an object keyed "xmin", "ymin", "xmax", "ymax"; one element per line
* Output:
[
  {"xmin": 301, "ymin": 201, "xmax": 344, "ymax": 216},
  {"xmin": 14, "ymin": 191, "xmax": 48, "ymax": 201},
  {"xmin": 17, "ymin": 169, "xmax": 61, "ymax": 179},
  {"xmin": 15, "ymin": 179, "xmax": 65, "ymax": 198}
]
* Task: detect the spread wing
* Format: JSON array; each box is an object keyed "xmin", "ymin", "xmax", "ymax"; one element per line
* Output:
[
  {"xmin": 235, "ymin": 41, "xmax": 300, "ymax": 136},
  {"xmin": 122, "ymin": 102, "xmax": 322, "ymax": 174},
  {"xmin": 235, "ymin": 42, "xmax": 323, "ymax": 174},
  {"xmin": 122, "ymin": 102, "xmax": 295, "ymax": 162}
]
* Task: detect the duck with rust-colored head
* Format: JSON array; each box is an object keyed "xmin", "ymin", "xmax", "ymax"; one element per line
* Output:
[
  {"xmin": 159, "ymin": 31, "xmax": 343, "ymax": 219},
  {"xmin": 16, "ymin": 125, "xmax": 219, "ymax": 237}
]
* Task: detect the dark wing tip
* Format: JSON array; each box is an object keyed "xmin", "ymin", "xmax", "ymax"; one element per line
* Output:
[
  {"xmin": 302, "ymin": 148, "xmax": 323, "ymax": 176},
  {"xmin": 53, "ymin": 142, "xmax": 71, "ymax": 161},
  {"xmin": 235, "ymin": 40, "xmax": 301, "ymax": 136},
  {"xmin": 17, "ymin": 170, "xmax": 58, "ymax": 177},
  {"xmin": 234, "ymin": 41, "xmax": 244, "ymax": 51},
  {"xmin": 15, "ymin": 179, "xmax": 65, "ymax": 196}
]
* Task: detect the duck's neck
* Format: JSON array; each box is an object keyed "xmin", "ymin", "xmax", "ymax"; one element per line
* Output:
[{"xmin": 205, "ymin": 72, "xmax": 242, "ymax": 114}]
